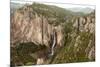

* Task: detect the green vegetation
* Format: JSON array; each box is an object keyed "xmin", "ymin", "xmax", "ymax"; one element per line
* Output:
[
  {"xmin": 11, "ymin": 42, "xmax": 48, "ymax": 66},
  {"xmin": 51, "ymin": 32, "xmax": 94, "ymax": 64}
]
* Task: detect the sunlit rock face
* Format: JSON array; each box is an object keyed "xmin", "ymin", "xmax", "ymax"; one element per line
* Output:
[
  {"xmin": 73, "ymin": 11, "xmax": 95, "ymax": 33},
  {"xmin": 37, "ymin": 58, "xmax": 44, "ymax": 64},
  {"xmin": 10, "ymin": 6, "xmax": 63, "ymax": 47}
]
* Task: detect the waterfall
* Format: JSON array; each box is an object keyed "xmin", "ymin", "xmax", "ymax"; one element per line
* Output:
[{"xmin": 50, "ymin": 31, "xmax": 56, "ymax": 56}]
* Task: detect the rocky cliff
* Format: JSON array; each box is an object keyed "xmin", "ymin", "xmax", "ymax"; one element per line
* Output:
[{"xmin": 11, "ymin": 5, "xmax": 63, "ymax": 47}]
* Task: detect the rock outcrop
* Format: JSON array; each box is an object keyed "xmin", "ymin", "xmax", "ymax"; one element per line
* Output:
[{"xmin": 73, "ymin": 11, "xmax": 95, "ymax": 33}]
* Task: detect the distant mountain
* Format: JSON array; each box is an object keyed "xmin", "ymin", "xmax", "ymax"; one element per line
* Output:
[
  {"xmin": 10, "ymin": 2, "xmax": 24, "ymax": 13},
  {"xmin": 10, "ymin": 2, "xmax": 24, "ymax": 9},
  {"xmin": 68, "ymin": 7, "xmax": 94, "ymax": 14}
]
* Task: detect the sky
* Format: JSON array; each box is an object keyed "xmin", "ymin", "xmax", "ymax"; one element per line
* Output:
[{"xmin": 11, "ymin": 0, "xmax": 95, "ymax": 9}]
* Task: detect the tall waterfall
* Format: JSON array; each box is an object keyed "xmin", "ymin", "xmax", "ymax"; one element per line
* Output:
[{"xmin": 51, "ymin": 30, "xmax": 56, "ymax": 56}]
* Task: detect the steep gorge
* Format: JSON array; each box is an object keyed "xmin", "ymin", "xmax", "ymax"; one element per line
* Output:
[{"xmin": 10, "ymin": 3, "xmax": 95, "ymax": 66}]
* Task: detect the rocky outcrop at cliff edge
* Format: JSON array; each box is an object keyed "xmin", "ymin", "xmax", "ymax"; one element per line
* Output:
[
  {"xmin": 73, "ymin": 11, "xmax": 95, "ymax": 33},
  {"xmin": 10, "ymin": 6, "xmax": 63, "ymax": 47}
]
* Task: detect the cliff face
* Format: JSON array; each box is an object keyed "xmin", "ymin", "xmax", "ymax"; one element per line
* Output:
[
  {"xmin": 10, "ymin": 6, "xmax": 63, "ymax": 47},
  {"xmin": 73, "ymin": 12, "xmax": 95, "ymax": 33}
]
